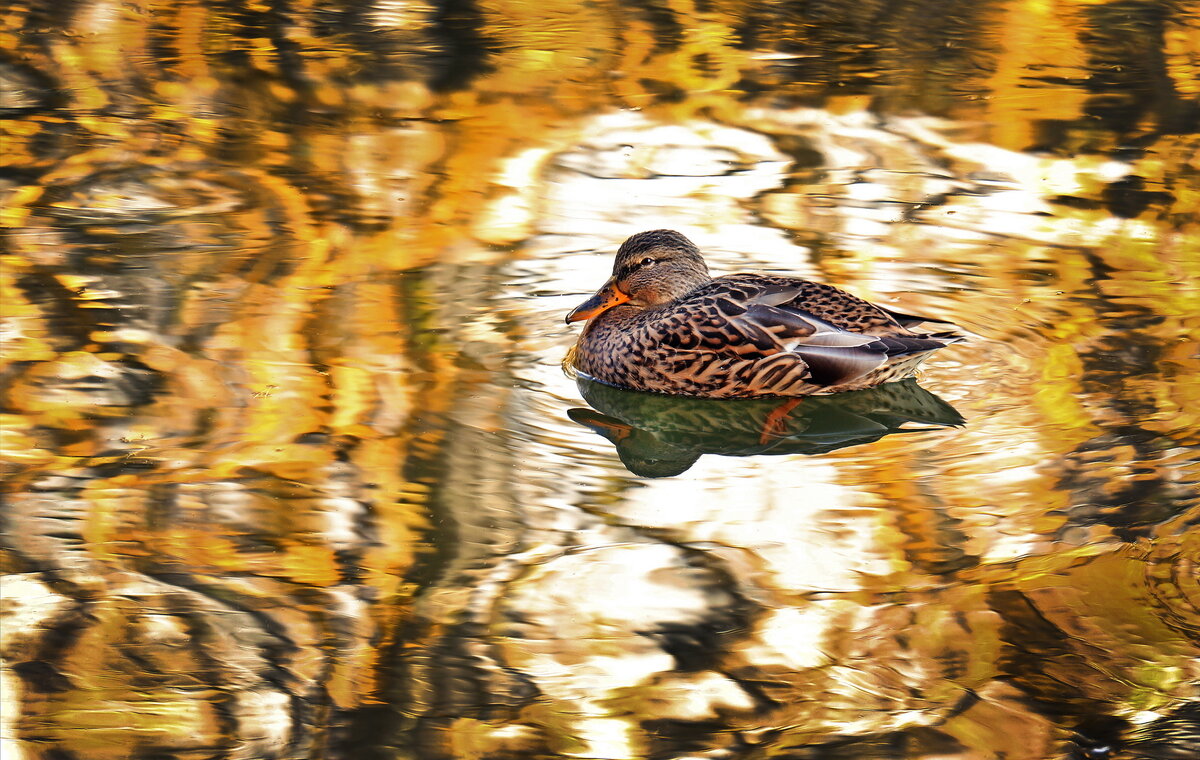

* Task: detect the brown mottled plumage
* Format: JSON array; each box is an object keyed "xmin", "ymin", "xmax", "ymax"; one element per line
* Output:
[{"xmin": 565, "ymin": 230, "xmax": 963, "ymax": 398}]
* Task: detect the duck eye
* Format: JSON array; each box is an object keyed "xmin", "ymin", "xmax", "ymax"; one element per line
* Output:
[{"xmin": 640, "ymin": 257, "xmax": 655, "ymax": 267}]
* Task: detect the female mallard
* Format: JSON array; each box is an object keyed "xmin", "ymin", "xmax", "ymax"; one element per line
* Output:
[{"xmin": 565, "ymin": 230, "xmax": 962, "ymax": 398}]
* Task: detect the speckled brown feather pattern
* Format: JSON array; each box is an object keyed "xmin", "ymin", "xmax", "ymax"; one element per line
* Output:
[{"xmin": 567, "ymin": 230, "xmax": 962, "ymax": 398}]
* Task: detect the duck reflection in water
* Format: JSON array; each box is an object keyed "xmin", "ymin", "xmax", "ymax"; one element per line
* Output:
[{"xmin": 568, "ymin": 376, "xmax": 964, "ymax": 477}]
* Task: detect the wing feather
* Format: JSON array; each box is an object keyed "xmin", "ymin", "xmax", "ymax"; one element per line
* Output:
[
  {"xmin": 659, "ymin": 277, "xmax": 958, "ymax": 389},
  {"xmin": 792, "ymin": 344, "xmax": 887, "ymax": 385}
]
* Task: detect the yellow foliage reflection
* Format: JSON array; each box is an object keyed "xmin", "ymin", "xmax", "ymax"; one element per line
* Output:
[{"xmin": 2, "ymin": 0, "xmax": 1198, "ymax": 758}]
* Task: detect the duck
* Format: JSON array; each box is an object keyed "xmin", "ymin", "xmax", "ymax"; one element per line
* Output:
[{"xmin": 565, "ymin": 229, "xmax": 963, "ymax": 398}]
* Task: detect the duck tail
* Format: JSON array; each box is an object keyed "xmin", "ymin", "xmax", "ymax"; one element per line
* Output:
[{"xmin": 925, "ymin": 330, "xmax": 966, "ymax": 344}]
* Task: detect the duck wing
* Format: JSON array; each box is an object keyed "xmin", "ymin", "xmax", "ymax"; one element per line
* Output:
[
  {"xmin": 875, "ymin": 305, "xmax": 966, "ymax": 340},
  {"xmin": 663, "ymin": 278, "xmax": 955, "ymax": 387}
]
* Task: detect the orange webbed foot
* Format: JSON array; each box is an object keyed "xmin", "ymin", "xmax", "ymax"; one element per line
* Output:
[{"xmin": 759, "ymin": 398, "xmax": 804, "ymax": 445}]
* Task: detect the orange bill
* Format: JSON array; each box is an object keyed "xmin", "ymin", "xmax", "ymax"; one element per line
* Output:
[{"xmin": 565, "ymin": 278, "xmax": 630, "ymax": 323}]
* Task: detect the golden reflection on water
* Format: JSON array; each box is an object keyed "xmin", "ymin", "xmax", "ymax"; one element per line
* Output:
[{"xmin": 2, "ymin": 1, "xmax": 1199, "ymax": 758}]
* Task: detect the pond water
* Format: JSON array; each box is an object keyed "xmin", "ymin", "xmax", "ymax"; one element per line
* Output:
[{"xmin": 2, "ymin": 2, "xmax": 1198, "ymax": 759}]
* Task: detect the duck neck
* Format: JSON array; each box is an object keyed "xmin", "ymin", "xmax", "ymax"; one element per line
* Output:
[
  {"xmin": 581, "ymin": 303, "xmax": 641, "ymax": 338},
  {"xmin": 663, "ymin": 268, "xmax": 712, "ymax": 301}
]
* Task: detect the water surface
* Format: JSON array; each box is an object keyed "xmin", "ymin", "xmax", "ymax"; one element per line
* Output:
[{"xmin": 2, "ymin": 2, "xmax": 1198, "ymax": 759}]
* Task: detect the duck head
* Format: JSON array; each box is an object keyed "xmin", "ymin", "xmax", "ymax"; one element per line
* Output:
[{"xmin": 566, "ymin": 230, "xmax": 712, "ymax": 324}]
